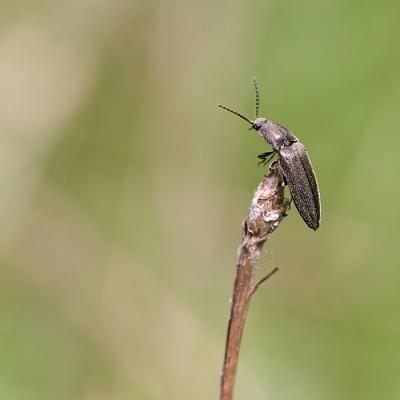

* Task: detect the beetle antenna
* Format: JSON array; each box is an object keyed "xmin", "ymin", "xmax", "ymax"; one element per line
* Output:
[
  {"xmin": 217, "ymin": 104, "xmax": 253, "ymax": 125},
  {"xmin": 252, "ymin": 76, "xmax": 260, "ymax": 118}
]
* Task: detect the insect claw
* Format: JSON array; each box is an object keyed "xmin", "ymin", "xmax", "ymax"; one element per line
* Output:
[{"xmin": 257, "ymin": 151, "xmax": 275, "ymax": 166}]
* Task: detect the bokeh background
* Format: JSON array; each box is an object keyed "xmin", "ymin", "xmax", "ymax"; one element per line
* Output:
[{"xmin": 1, "ymin": 0, "xmax": 399, "ymax": 399}]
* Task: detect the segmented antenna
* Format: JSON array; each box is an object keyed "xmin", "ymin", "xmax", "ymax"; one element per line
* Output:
[
  {"xmin": 252, "ymin": 76, "xmax": 260, "ymax": 118},
  {"xmin": 217, "ymin": 104, "xmax": 253, "ymax": 125}
]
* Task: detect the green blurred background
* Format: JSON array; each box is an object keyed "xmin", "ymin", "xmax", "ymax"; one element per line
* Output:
[{"xmin": 1, "ymin": 0, "xmax": 399, "ymax": 399}]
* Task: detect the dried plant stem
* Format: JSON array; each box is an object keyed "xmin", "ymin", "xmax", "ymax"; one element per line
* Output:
[{"xmin": 220, "ymin": 162, "xmax": 288, "ymax": 400}]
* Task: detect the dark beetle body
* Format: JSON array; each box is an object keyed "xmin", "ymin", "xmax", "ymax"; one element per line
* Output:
[
  {"xmin": 253, "ymin": 118, "xmax": 320, "ymax": 230},
  {"xmin": 218, "ymin": 78, "xmax": 321, "ymax": 230}
]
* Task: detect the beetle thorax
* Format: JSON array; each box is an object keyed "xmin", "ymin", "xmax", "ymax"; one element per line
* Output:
[{"xmin": 258, "ymin": 120, "xmax": 297, "ymax": 150}]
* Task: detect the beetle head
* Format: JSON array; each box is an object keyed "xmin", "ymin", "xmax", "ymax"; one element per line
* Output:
[{"xmin": 252, "ymin": 117, "xmax": 267, "ymax": 131}]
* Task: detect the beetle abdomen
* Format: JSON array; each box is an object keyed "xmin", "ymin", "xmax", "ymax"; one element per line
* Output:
[{"xmin": 278, "ymin": 142, "xmax": 321, "ymax": 230}]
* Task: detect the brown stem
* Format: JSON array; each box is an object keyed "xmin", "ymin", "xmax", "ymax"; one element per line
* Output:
[{"xmin": 220, "ymin": 163, "xmax": 288, "ymax": 400}]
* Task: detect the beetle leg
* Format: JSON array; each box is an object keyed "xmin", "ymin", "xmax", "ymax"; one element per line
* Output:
[
  {"xmin": 287, "ymin": 194, "xmax": 293, "ymax": 209},
  {"xmin": 257, "ymin": 151, "xmax": 275, "ymax": 166},
  {"xmin": 282, "ymin": 195, "xmax": 293, "ymax": 218}
]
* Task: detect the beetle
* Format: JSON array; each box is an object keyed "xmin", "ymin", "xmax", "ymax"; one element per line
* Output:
[{"xmin": 218, "ymin": 77, "xmax": 321, "ymax": 230}]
